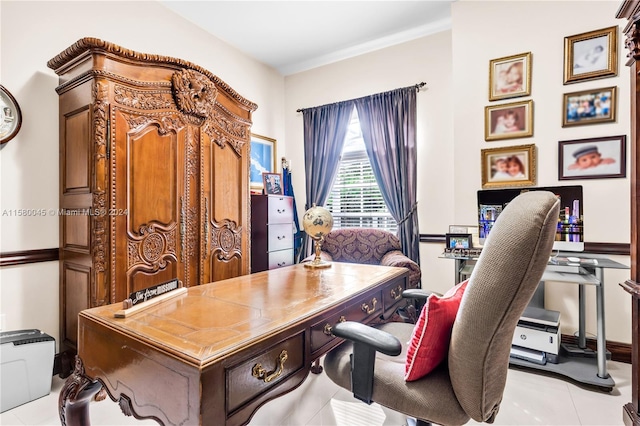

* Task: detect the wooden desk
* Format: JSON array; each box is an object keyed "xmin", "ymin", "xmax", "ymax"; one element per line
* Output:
[{"xmin": 59, "ymin": 263, "xmax": 410, "ymax": 426}]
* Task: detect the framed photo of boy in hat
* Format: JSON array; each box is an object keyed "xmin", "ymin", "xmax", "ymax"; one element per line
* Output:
[{"xmin": 559, "ymin": 135, "xmax": 626, "ymax": 180}]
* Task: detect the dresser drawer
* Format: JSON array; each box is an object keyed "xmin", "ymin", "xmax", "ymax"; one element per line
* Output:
[
  {"xmin": 268, "ymin": 249, "xmax": 294, "ymax": 269},
  {"xmin": 267, "ymin": 196, "xmax": 293, "ymax": 224},
  {"xmin": 268, "ymin": 224, "xmax": 294, "ymax": 251},
  {"xmin": 226, "ymin": 332, "xmax": 304, "ymax": 413}
]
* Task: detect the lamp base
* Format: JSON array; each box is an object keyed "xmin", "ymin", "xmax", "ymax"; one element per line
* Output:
[
  {"xmin": 303, "ymin": 237, "xmax": 332, "ymax": 269},
  {"xmin": 303, "ymin": 259, "xmax": 332, "ymax": 269}
]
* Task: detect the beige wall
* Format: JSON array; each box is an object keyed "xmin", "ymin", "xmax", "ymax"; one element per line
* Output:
[{"xmin": 0, "ymin": 1, "xmax": 285, "ymax": 347}]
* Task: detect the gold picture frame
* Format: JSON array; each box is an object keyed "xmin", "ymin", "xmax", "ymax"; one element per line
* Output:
[
  {"xmin": 564, "ymin": 26, "xmax": 617, "ymax": 84},
  {"xmin": 485, "ymin": 100, "xmax": 533, "ymax": 141},
  {"xmin": 481, "ymin": 144, "xmax": 536, "ymax": 189},
  {"xmin": 489, "ymin": 52, "xmax": 532, "ymax": 101},
  {"xmin": 562, "ymin": 86, "xmax": 616, "ymax": 127}
]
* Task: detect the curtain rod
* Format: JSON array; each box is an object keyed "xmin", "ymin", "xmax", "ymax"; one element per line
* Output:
[{"xmin": 296, "ymin": 81, "xmax": 426, "ymax": 113}]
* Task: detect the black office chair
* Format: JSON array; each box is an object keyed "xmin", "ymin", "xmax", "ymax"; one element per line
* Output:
[{"xmin": 323, "ymin": 191, "xmax": 560, "ymax": 425}]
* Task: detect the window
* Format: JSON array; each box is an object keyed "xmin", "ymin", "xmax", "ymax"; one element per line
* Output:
[{"xmin": 326, "ymin": 108, "xmax": 397, "ymax": 232}]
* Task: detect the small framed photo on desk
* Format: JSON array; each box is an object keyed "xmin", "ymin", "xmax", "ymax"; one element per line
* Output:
[{"xmin": 446, "ymin": 233, "xmax": 472, "ymax": 250}]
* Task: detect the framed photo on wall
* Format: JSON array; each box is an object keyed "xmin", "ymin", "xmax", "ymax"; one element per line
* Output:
[
  {"xmin": 558, "ymin": 135, "xmax": 626, "ymax": 180},
  {"xmin": 250, "ymin": 134, "xmax": 277, "ymax": 190},
  {"xmin": 489, "ymin": 52, "xmax": 532, "ymax": 101},
  {"xmin": 564, "ymin": 26, "xmax": 617, "ymax": 84},
  {"xmin": 262, "ymin": 172, "xmax": 284, "ymax": 195},
  {"xmin": 481, "ymin": 144, "xmax": 536, "ymax": 188},
  {"xmin": 562, "ymin": 86, "xmax": 616, "ymax": 127},
  {"xmin": 485, "ymin": 100, "xmax": 533, "ymax": 141}
]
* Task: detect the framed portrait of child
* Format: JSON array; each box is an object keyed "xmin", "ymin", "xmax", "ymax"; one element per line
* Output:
[
  {"xmin": 558, "ymin": 135, "xmax": 626, "ymax": 180},
  {"xmin": 489, "ymin": 52, "xmax": 532, "ymax": 101},
  {"xmin": 481, "ymin": 144, "xmax": 536, "ymax": 189},
  {"xmin": 563, "ymin": 26, "xmax": 617, "ymax": 84},
  {"xmin": 485, "ymin": 100, "xmax": 533, "ymax": 141}
]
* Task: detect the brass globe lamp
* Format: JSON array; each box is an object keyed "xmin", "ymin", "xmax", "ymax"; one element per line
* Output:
[{"xmin": 302, "ymin": 204, "xmax": 333, "ymax": 269}]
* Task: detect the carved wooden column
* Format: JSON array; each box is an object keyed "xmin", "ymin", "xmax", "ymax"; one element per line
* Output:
[{"xmin": 617, "ymin": 2, "xmax": 640, "ymax": 425}]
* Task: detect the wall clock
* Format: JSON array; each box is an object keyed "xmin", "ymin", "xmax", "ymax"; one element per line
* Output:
[{"xmin": 0, "ymin": 85, "xmax": 22, "ymax": 144}]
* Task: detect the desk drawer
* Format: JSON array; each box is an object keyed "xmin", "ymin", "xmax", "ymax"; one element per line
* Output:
[
  {"xmin": 310, "ymin": 292, "xmax": 382, "ymax": 352},
  {"xmin": 381, "ymin": 279, "xmax": 406, "ymax": 311},
  {"xmin": 226, "ymin": 332, "xmax": 304, "ymax": 413}
]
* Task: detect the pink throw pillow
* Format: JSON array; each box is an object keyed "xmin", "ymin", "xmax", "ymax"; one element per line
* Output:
[{"xmin": 404, "ymin": 280, "xmax": 469, "ymax": 381}]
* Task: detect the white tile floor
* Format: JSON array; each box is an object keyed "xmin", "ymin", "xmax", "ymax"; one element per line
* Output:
[{"xmin": 0, "ymin": 360, "xmax": 631, "ymax": 425}]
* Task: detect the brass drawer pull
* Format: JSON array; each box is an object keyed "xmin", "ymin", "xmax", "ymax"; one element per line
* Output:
[
  {"xmin": 361, "ymin": 298, "xmax": 378, "ymax": 314},
  {"xmin": 323, "ymin": 315, "xmax": 346, "ymax": 335},
  {"xmin": 390, "ymin": 285, "xmax": 403, "ymax": 300},
  {"xmin": 252, "ymin": 350, "xmax": 288, "ymax": 383}
]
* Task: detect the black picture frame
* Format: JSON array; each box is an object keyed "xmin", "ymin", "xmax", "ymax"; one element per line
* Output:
[
  {"xmin": 558, "ymin": 135, "xmax": 626, "ymax": 180},
  {"xmin": 262, "ymin": 172, "xmax": 283, "ymax": 195},
  {"xmin": 445, "ymin": 233, "xmax": 472, "ymax": 250}
]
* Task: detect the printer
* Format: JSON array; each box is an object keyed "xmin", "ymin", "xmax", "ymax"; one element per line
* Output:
[
  {"xmin": 511, "ymin": 306, "xmax": 561, "ymax": 365},
  {"xmin": 1, "ymin": 329, "xmax": 55, "ymax": 412}
]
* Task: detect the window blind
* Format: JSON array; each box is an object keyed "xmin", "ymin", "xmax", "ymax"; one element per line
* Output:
[{"xmin": 326, "ymin": 109, "xmax": 397, "ymax": 232}]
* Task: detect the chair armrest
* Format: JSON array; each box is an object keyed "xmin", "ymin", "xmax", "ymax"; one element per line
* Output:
[
  {"xmin": 330, "ymin": 321, "xmax": 401, "ymax": 404},
  {"xmin": 402, "ymin": 289, "xmax": 442, "ymax": 300},
  {"xmin": 380, "ymin": 250, "xmax": 422, "ymax": 288},
  {"xmin": 331, "ymin": 321, "xmax": 401, "ymax": 356}
]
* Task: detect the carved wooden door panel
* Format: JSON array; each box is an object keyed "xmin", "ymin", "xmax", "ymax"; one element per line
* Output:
[
  {"xmin": 111, "ymin": 106, "xmax": 195, "ymax": 302},
  {"xmin": 200, "ymin": 120, "xmax": 250, "ymax": 283}
]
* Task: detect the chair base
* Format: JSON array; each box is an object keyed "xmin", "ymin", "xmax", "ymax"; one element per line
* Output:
[{"xmin": 407, "ymin": 417, "xmax": 432, "ymax": 426}]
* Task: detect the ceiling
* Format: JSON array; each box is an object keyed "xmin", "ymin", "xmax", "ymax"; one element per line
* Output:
[{"xmin": 160, "ymin": 1, "xmax": 454, "ymax": 76}]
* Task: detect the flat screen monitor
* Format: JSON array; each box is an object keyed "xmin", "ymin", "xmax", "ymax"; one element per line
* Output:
[{"xmin": 477, "ymin": 185, "xmax": 584, "ymax": 252}]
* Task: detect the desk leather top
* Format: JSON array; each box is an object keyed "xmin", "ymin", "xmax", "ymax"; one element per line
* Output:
[{"xmin": 79, "ymin": 263, "xmax": 407, "ymax": 367}]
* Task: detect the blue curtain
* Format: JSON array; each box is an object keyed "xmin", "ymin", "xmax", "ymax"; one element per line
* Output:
[
  {"xmin": 354, "ymin": 87, "xmax": 420, "ymax": 264},
  {"xmin": 282, "ymin": 160, "xmax": 303, "ymax": 263},
  {"xmin": 300, "ymin": 102, "xmax": 353, "ymax": 256}
]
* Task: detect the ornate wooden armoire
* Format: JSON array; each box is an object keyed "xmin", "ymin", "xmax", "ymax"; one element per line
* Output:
[
  {"xmin": 617, "ymin": 3, "xmax": 640, "ymax": 425},
  {"xmin": 47, "ymin": 38, "xmax": 257, "ymax": 374}
]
